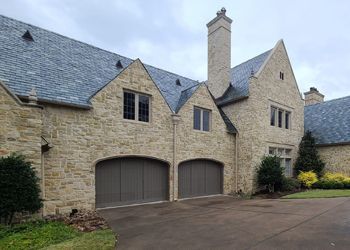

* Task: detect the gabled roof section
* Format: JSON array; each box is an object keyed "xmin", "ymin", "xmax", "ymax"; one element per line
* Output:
[
  {"xmin": 305, "ymin": 95, "xmax": 350, "ymax": 145},
  {"xmin": 0, "ymin": 14, "xmax": 200, "ymax": 112},
  {"xmin": 216, "ymin": 49, "xmax": 272, "ymax": 106}
]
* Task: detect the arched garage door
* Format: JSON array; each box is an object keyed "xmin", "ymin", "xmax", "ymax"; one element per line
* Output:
[
  {"xmin": 95, "ymin": 157, "xmax": 168, "ymax": 208},
  {"xmin": 178, "ymin": 160, "xmax": 223, "ymax": 199}
]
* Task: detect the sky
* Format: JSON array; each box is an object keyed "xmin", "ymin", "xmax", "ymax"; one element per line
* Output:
[{"xmin": 1, "ymin": 0, "xmax": 350, "ymax": 100}]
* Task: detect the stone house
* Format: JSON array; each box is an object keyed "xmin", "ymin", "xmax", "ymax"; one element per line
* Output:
[
  {"xmin": 1, "ymin": 8, "xmax": 306, "ymax": 215},
  {"xmin": 304, "ymin": 88, "xmax": 350, "ymax": 175}
]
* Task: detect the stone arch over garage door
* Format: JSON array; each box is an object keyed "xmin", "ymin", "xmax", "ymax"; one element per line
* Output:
[
  {"xmin": 95, "ymin": 156, "xmax": 169, "ymax": 208},
  {"xmin": 178, "ymin": 159, "xmax": 223, "ymax": 199}
]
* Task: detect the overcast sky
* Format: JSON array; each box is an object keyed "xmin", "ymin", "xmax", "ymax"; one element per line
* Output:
[{"xmin": 1, "ymin": 0, "xmax": 350, "ymax": 100}]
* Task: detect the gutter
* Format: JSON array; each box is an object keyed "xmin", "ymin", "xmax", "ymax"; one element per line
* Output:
[{"xmin": 316, "ymin": 141, "xmax": 350, "ymax": 147}]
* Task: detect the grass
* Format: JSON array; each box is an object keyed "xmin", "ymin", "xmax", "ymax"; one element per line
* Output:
[
  {"xmin": 0, "ymin": 221, "xmax": 115, "ymax": 250},
  {"xmin": 282, "ymin": 189, "xmax": 350, "ymax": 199}
]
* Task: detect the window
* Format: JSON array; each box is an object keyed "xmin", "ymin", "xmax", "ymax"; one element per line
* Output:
[
  {"xmin": 278, "ymin": 110, "xmax": 283, "ymax": 128},
  {"xmin": 194, "ymin": 107, "xmax": 211, "ymax": 131},
  {"xmin": 285, "ymin": 112, "xmax": 290, "ymax": 129},
  {"xmin": 270, "ymin": 106, "xmax": 291, "ymax": 130},
  {"xmin": 123, "ymin": 91, "xmax": 150, "ymax": 122},
  {"xmin": 280, "ymin": 71, "xmax": 284, "ymax": 80},
  {"xmin": 268, "ymin": 147, "xmax": 293, "ymax": 177},
  {"xmin": 270, "ymin": 107, "xmax": 276, "ymax": 126}
]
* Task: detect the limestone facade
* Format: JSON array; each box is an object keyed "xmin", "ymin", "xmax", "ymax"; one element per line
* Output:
[
  {"xmin": 17, "ymin": 60, "xmax": 236, "ymax": 215},
  {"xmin": 318, "ymin": 145, "xmax": 350, "ymax": 176},
  {"xmin": 222, "ymin": 41, "xmax": 304, "ymax": 193}
]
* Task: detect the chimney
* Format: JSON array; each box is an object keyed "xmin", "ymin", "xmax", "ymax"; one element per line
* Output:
[
  {"xmin": 207, "ymin": 7, "xmax": 232, "ymax": 99},
  {"xmin": 304, "ymin": 87, "xmax": 324, "ymax": 105}
]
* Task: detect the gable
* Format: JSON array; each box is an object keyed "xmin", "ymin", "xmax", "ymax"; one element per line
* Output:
[{"xmin": 0, "ymin": 14, "xmax": 199, "ymax": 112}]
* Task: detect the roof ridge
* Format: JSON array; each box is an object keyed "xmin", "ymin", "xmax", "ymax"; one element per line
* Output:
[
  {"xmin": 305, "ymin": 94, "xmax": 350, "ymax": 107},
  {"xmin": 231, "ymin": 49, "xmax": 272, "ymax": 70}
]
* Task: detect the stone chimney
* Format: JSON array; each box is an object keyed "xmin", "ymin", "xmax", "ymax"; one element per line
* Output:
[
  {"xmin": 207, "ymin": 7, "xmax": 232, "ymax": 99},
  {"xmin": 304, "ymin": 87, "xmax": 324, "ymax": 105}
]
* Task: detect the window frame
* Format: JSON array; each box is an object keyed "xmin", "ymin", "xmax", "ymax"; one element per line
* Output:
[
  {"xmin": 268, "ymin": 147, "xmax": 293, "ymax": 177},
  {"xmin": 193, "ymin": 106, "xmax": 211, "ymax": 132},
  {"xmin": 123, "ymin": 90, "xmax": 151, "ymax": 123},
  {"xmin": 270, "ymin": 105, "xmax": 291, "ymax": 130}
]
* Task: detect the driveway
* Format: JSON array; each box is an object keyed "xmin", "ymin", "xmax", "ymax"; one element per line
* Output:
[{"xmin": 98, "ymin": 196, "xmax": 350, "ymax": 249}]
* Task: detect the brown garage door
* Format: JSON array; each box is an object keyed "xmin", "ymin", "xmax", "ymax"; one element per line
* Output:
[
  {"xmin": 178, "ymin": 160, "xmax": 223, "ymax": 199},
  {"xmin": 95, "ymin": 157, "xmax": 168, "ymax": 208}
]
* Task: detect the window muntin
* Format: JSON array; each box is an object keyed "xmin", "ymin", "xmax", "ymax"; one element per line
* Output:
[
  {"xmin": 194, "ymin": 107, "xmax": 211, "ymax": 131},
  {"xmin": 194, "ymin": 108, "xmax": 201, "ymax": 130},
  {"xmin": 123, "ymin": 92, "xmax": 135, "ymax": 120},
  {"xmin": 138, "ymin": 95, "xmax": 149, "ymax": 122},
  {"xmin": 270, "ymin": 106, "xmax": 291, "ymax": 130},
  {"xmin": 123, "ymin": 91, "xmax": 150, "ymax": 122}
]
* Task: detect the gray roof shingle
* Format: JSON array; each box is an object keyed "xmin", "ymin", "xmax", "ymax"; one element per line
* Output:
[
  {"xmin": 0, "ymin": 14, "xmax": 236, "ymax": 132},
  {"xmin": 305, "ymin": 96, "xmax": 350, "ymax": 145},
  {"xmin": 217, "ymin": 49, "xmax": 272, "ymax": 106}
]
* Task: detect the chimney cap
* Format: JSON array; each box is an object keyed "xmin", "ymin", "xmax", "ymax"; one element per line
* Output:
[
  {"xmin": 310, "ymin": 87, "xmax": 318, "ymax": 92},
  {"xmin": 217, "ymin": 7, "xmax": 227, "ymax": 16}
]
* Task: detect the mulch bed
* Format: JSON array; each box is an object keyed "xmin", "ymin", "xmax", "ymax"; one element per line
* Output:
[{"xmin": 45, "ymin": 209, "xmax": 109, "ymax": 232}]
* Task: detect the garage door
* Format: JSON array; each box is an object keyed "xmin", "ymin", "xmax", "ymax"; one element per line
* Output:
[
  {"xmin": 178, "ymin": 160, "xmax": 223, "ymax": 199},
  {"xmin": 95, "ymin": 157, "xmax": 168, "ymax": 208}
]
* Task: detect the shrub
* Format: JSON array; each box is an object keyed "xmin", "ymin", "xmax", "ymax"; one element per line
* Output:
[
  {"xmin": 0, "ymin": 154, "xmax": 42, "ymax": 225},
  {"xmin": 314, "ymin": 172, "xmax": 350, "ymax": 189},
  {"xmin": 257, "ymin": 156, "xmax": 284, "ymax": 193},
  {"xmin": 314, "ymin": 179, "xmax": 344, "ymax": 189},
  {"xmin": 294, "ymin": 131, "xmax": 325, "ymax": 177},
  {"xmin": 298, "ymin": 171, "xmax": 318, "ymax": 188},
  {"xmin": 280, "ymin": 177, "xmax": 301, "ymax": 192}
]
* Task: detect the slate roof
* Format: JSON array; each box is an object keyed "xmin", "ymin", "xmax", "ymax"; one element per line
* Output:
[
  {"xmin": 0, "ymin": 14, "xmax": 236, "ymax": 133},
  {"xmin": 304, "ymin": 96, "xmax": 350, "ymax": 145},
  {"xmin": 216, "ymin": 49, "xmax": 272, "ymax": 106}
]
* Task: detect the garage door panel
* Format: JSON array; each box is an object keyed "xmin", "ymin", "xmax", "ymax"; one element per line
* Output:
[
  {"xmin": 120, "ymin": 158, "xmax": 144, "ymax": 202},
  {"xmin": 96, "ymin": 157, "xmax": 168, "ymax": 208},
  {"xmin": 205, "ymin": 162, "xmax": 222, "ymax": 195},
  {"xmin": 179, "ymin": 160, "xmax": 222, "ymax": 199}
]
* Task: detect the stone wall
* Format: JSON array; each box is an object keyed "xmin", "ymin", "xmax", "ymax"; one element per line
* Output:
[
  {"xmin": 318, "ymin": 145, "xmax": 350, "ymax": 176},
  {"xmin": 0, "ymin": 82, "xmax": 42, "ymax": 186},
  {"xmin": 41, "ymin": 60, "xmax": 236, "ymax": 215},
  {"xmin": 223, "ymin": 41, "xmax": 304, "ymax": 193},
  {"xmin": 176, "ymin": 84, "xmax": 236, "ymax": 198}
]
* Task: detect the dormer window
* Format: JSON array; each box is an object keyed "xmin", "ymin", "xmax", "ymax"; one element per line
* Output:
[
  {"xmin": 123, "ymin": 91, "xmax": 150, "ymax": 122},
  {"xmin": 194, "ymin": 107, "xmax": 211, "ymax": 132}
]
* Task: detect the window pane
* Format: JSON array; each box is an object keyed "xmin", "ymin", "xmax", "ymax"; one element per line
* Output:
[
  {"xmin": 269, "ymin": 147, "xmax": 276, "ymax": 155},
  {"xmin": 285, "ymin": 159, "xmax": 292, "ymax": 177},
  {"xmin": 194, "ymin": 108, "xmax": 201, "ymax": 130},
  {"xmin": 285, "ymin": 112, "xmax": 290, "ymax": 129},
  {"xmin": 278, "ymin": 110, "xmax": 283, "ymax": 128},
  {"xmin": 138, "ymin": 95, "xmax": 149, "ymax": 122},
  {"xmin": 270, "ymin": 107, "xmax": 276, "ymax": 126},
  {"xmin": 202, "ymin": 110, "xmax": 210, "ymax": 131},
  {"xmin": 123, "ymin": 92, "xmax": 135, "ymax": 120}
]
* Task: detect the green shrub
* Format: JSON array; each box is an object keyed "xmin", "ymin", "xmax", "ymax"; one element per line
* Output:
[
  {"xmin": 314, "ymin": 179, "xmax": 344, "ymax": 189},
  {"xmin": 298, "ymin": 171, "xmax": 318, "ymax": 188},
  {"xmin": 294, "ymin": 131, "xmax": 325, "ymax": 177},
  {"xmin": 0, "ymin": 154, "xmax": 42, "ymax": 225},
  {"xmin": 257, "ymin": 156, "xmax": 284, "ymax": 193},
  {"xmin": 343, "ymin": 179, "xmax": 350, "ymax": 189},
  {"xmin": 280, "ymin": 177, "xmax": 300, "ymax": 192}
]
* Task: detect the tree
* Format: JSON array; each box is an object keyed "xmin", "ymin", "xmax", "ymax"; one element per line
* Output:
[
  {"xmin": 257, "ymin": 155, "xmax": 284, "ymax": 193},
  {"xmin": 0, "ymin": 154, "xmax": 42, "ymax": 225},
  {"xmin": 294, "ymin": 131, "xmax": 325, "ymax": 177}
]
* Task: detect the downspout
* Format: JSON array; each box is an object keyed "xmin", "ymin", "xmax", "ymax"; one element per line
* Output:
[
  {"xmin": 171, "ymin": 114, "xmax": 181, "ymax": 201},
  {"xmin": 235, "ymin": 132, "xmax": 239, "ymax": 193}
]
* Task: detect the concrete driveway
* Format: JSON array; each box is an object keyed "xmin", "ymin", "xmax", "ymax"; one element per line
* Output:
[{"xmin": 98, "ymin": 196, "xmax": 350, "ymax": 250}]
